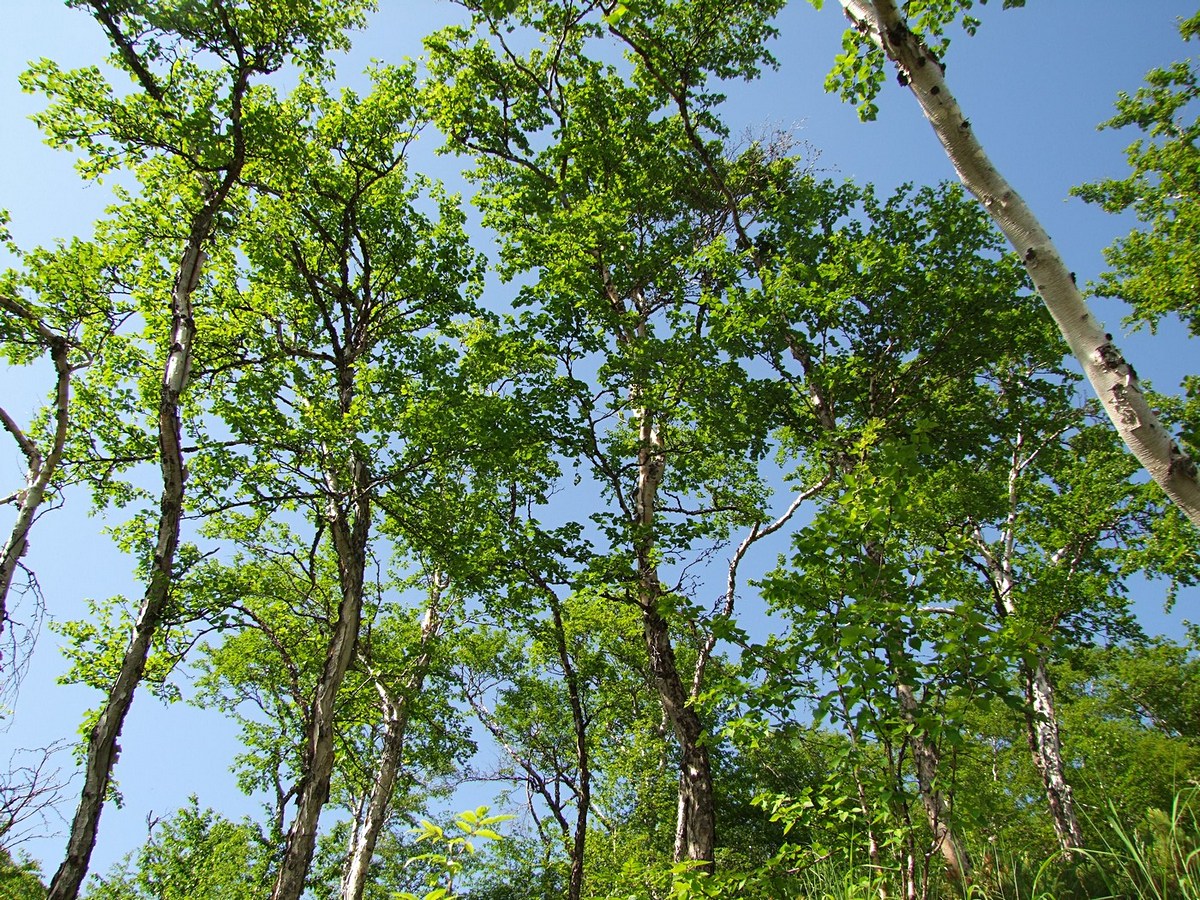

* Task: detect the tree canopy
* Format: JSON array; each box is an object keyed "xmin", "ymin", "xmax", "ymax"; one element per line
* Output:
[{"xmin": 1, "ymin": 2, "xmax": 1198, "ymax": 899}]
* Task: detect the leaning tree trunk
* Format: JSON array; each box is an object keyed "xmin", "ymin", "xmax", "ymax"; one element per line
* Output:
[
  {"xmin": 340, "ymin": 586, "xmax": 442, "ymax": 900},
  {"xmin": 839, "ymin": 0, "xmax": 1200, "ymax": 527},
  {"xmin": 643, "ymin": 603, "xmax": 716, "ymax": 868},
  {"xmin": 632, "ymin": 403, "xmax": 716, "ymax": 870},
  {"xmin": 272, "ymin": 443, "xmax": 372, "ymax": 900},
  {"xmin": 47, "ymin": 210, "xmax": 215, "ymax": 900},
  {"xmin": 0, "ymin": 309, "xmax": 70, "ymax": 656}
]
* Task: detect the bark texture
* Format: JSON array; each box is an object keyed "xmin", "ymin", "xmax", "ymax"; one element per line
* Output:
[
  {"xmin": 1023, "ymin": 654, "xmax": 1084, "ymax": 852},
  {"xmin": 340, "ymin": 590, "xmax": 442, "ymax": 900},
  {"xmin": 631, "ymin": 398, "xmax": 716, "ymax": 869},
  {"xmin": 840, "ymin": 0, "xmax": 1200, "ymax": 527},
  {"xmin": 47, "ymin": 223, "xmax": 214, "ymax": 900},
  {"xmin": 272, "ymin": 405, "xmax": 372, "ymax": 900},
  {"xmin": 972, "ymin": 430, "xmax": 1085, "ymax": 855},
  {"xmin": 0, "ymin": 303, "xmax": 71, "ymax": 653}
]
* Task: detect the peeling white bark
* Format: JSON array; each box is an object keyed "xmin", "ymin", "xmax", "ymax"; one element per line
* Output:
[
  {"xmin": 971, "ymin": 429, "xmax": 1084, "ymax": 855},
  {"xmin": 340, "ymin": 586, "xmax": 442, "ymax": 900},
  {"xmin": 838, "ymin": 0, "xmax": 1200, "ymax": 527},
  {"xmin": 0, "ymin": 308, "xmax": 72, "ymax": 649},
  {"xmin": 47, "ymin": 229, "xmax": 205, "ymax": 900}
]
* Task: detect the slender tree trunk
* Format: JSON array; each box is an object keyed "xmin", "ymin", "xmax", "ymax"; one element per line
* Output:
[
  {"xmin": 838, "ymin": 0, "xmax": 1200, "ymax": 526},
  {"xmin": 631, "ymin": 400, "xmax": 716, "ymax": 870},
  {"xmin": 47, "ymin": 224, "xmax": 211, "ymax": 900},
  {"xmin": 545, "ymin": 591, "xmax": 591, "ymax": 900},
  {"xmin": 974, "ymin": 431, "xmax": 1084, "ymax": 856},
  {"xmin": 594, "ymin": 263, "xmax": 718, "ymax": 871},
  {"xmin": 0, "ymin": 323, "xmax": 70, "ymax": 651},
  {"xmin": 640, "ymin": 604, "xmax": 715, "ymax": 868},
  {"xmin": 272, "ymin": 455, "xmax": 371, "ymax": 900},
  {"xmin": 340, "ymin": 587, "xmax": 442, "ymax": 900},
  {"xmin": 1022, "ymin": 655, "xmax": 1084, "ymax": 854},
  {"xmin": 894, "ymin": 681, "xmax": 972, "ymax": 886}
]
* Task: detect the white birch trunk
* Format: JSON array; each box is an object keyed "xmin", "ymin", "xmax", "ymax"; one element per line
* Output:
[
  {"xmin": 0, "ymin": 317, "xmax": 71, "ymax": 649},
  {"xmin": 47, "ymin": 235, "xmax": 207, "ymax": 900},
  {"xmin": 1024, "ymin": 653, "xmax": 1084, "ymax": 853},
  {"xmin": 839, "ymin": 0, "xmax": 1200, "ymax": 527},
  {"xmin": 340, "ymin": 591, "xmax": 442, "ymax": 900},
  {"xmin": 271, "ymin": 457, "xmax": 371, "ymax": 900},
  {"xmin": 973, "ymin": 431, "xmax": 1084, "ymax": 855}
]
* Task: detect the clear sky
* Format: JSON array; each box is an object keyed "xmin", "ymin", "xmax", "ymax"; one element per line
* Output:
[{"xmin": 1, "ymin": 0, "xmax": 1197, "ymax": 884}]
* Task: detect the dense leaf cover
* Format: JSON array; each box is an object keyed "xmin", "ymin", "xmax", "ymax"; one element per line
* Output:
[{"xmin": 1, "ymin": 2, "xmax": 1197, "ymax": 899}]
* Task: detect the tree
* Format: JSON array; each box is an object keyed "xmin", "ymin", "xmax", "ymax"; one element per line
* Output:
[
  {"xmin": 23, "ymin": 2, "xmax": 371, "ymax": 896},
  {"xmin": 0, "ymin": 235, "xmax": 123, "ymax": 688},
  {"xmin": 0, "ymin": 846, "xmax": 46, "ymax": 900},
  {"xmin": 426, "ymin": 0, "xmax": 804, "ymax": 872},
  {"xmin": 178, "ymin": 57, "xmax": 551, "ymax": 897},
  {"xmin": 198, "ymin": 64, "xmax": 475, "ymax": 900},
  {"xmin": 814, "ymin": 0, "xmax": 1200, "ymax": 526},
  {"xmin": 83, "ymin": 799, "xmax": 272, "ymax": 900},
  {"xmin": 1073, "ymin": 11, "xmax": 1200, "ymax": 342},
  {"xmin": 1074, "ymin": 9, "xmax": 1200, "ymax": 503}
]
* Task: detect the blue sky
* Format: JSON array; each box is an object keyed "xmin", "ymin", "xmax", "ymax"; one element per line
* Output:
[{"xmin": 1, "ymin": 0, "xmax": 1197, "ymax": 884}]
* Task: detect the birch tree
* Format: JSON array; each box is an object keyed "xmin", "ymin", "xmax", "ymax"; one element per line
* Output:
[
  {"xmin": 0, "ymin": 237, "xmax": 124, "ymax": 686},
  {"xmin": 340, "ymin": 574, "xmax": 448, "ymax": 900},
  {"xmin": 813, "ymin": 0, "xmax": 1200, "ymax": 526},
  {"xmin": 189, "ymin": 64, "xmax": 491, "ymax": 898},
  {"xmin": 22, "ymin": 4, "xmax": 369, "ymax": 896},
  {"xmin": 963, "ymin": 390, "xmax": 1166, "ymax": 856},
  {"xmin": 426, "ymin": 0, "xmax": 801, "ymax": 869}
]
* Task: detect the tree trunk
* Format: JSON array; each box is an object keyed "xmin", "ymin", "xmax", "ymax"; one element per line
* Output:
[
  {"xmin": 974, "ymin": 431, "xmax": 1085, "ymax": 856},
  {"xmin": 894, "ymin": 681, "xmax": 972, "ymax": 887},
  {"xmin": 545, "ymin": 591, "xmax": 591, "ymax": 900},
  {"xmin": 839, "ymin": 0, "xmax": 1200, "ymax": 526},
  {"xmin": 271, "ymin": 465, "xmax": 370, "ymax": 900},
  {"xmin": 631, "ymin": 400, "xmax": 716, "ymax": 870},
  {"xmin": 1023, "ymin": 655, "xmax": 1085, "ymax": 854},
  {"xmin": 640, "ymin": 604, "xmax": 716, "ymax": 868},
  {"xmin": 47, "ymin": 229, "xmax": 209, "ymax": 900},
  {"xmin": 340, "ymin": 588, "xmax": 442, "ymax": 900},
  {"xmin": 0, "ymin": 324, "xmax": 70, "ymax": 657}
]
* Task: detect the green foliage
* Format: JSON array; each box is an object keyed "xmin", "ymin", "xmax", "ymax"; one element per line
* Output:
[
  {"xmin": 0, "ymin": 847, "xmax": 46, "ymax": 900},
  {"xmin": 6, "ymin": 2, "xmax": 1200, "ymax": 900},
  {"xmin": 392, "ymin": 807, "xmax": 515, "ymax": 900},
  {"xmin": 1082, "ymin": 788, "xmax": 1200, "ymax": 900},
  {"xmin": 1073, "ymin": 12, "xmax": 1200, "ymax": 340},
  {"xmin": 82, "ymin": 799, "xmax": 271, "ymax": 900},
  {"xmin": 1072, "ymin": 10, "xmax": 1200, "ymax": 484},
  {"xmin": 814, "ymin": 0, "xmax": 1028, "ymax": 120}
]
